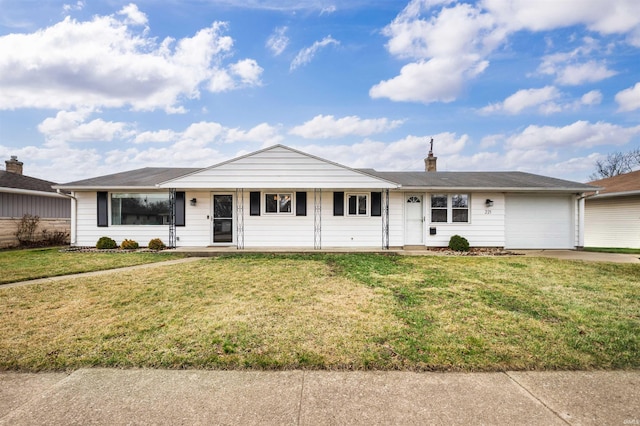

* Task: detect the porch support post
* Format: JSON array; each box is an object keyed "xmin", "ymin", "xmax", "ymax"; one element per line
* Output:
[
  {"xmin": 314, "ymin": 188, "xmax": 322, "ymax": 250},
  {"xmin": 168, "ymin": 188, "xmax": 176, "ymax": 248},
  {"xmin": 382, "ymin": 189, "xmax": 390, "ymax": 250},
  {"xmin": 236, "ymin": 189, "xmax": 245, "ymax": 249}
]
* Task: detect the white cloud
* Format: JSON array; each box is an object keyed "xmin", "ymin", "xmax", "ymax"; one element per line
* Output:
[
  {"xmin": 290, "ymin": 36, "xmax": 339, "ymax": 71},
  {"xmin": 266, "ymin": 26, "xmax": 289, "ymax": 56},
  {"xmin": 117, "ymin": 3, "xmax": 148, "ymax": 27},
  {"xmin": 580, "ymin": 90, "xmax": 603, "ymax": 106},
  {"xmin": 484, "ymin": 0, "xmax": 640, "ymax": 36},
  {"xmin": 481, "ymin": 86, "xmax": 561, "ymax": 115},
  {"xmin": 372, "ymin": 1, "xmax": 503, "ymax": 103},
  {"xmin": 554, "ymin": 61, "xmax": 617, "ymax": 85},
  {"xmin": 62, "ymin": 1, "xmax": 84, "ymax": 13},
  {"xmin": 375, "ymin": 0, "xmax": 640, "ymax": 104},
  {"xmin": 615, "ymin": 82, "xmax": 640, "ymax": 112},
  {"xmin": 229, "ymin": 59, "xmax": 263, "ymax": 86},
  {"xmin": 289, "ymin": 115, "xmax": 404, "ymax": 139},
  {"xmin": 0, "ymin": 8, "xmax": 261, "ymax": 113},
  {"xmin": 134, "ymin": 130, "xmax": 180, "ymax": 144},
  {"xmin": 295, "ymin": 132, "xmax": 467, "ymax": 171},
  {"xmin": 225, "ymin": 123, "xmax": 283, "ymax": 145},
  {"xmin": 320, "ymin": 5, "xmax": 337, "ymax": 15},
  {"xmin": 37, "ymin": 110, "xmax": 132, "ymax": 147},
  {"xmin": 505, "ymin": 121, "xmax": 640, "ymax": 150}
]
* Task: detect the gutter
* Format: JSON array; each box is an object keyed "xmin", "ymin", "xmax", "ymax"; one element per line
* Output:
[
  {"xmin": 395, "ymin": 186, "xmax": 598, "ymax": 193},
  {"xmin": 1, "ymin": 187, "xmax": 69, "ymax": 198},
  {"xmin": 586, "ymin": 190, "xmax": 640, "ymax": 200}
]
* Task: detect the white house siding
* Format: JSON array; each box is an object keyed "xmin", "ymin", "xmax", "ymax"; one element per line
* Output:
[
  {"xmin": 585, "ymin": 195, "xmax": 640, "ymax": 248},
  {"xmin": 505, "ymin": 194, "xmax": 574, "ymax": 249},
  {"xmin": 388, "ymin": 192, "xmax": 405, "ymax": 248},
  {"xmin": 75, "ymin": 191, "xmax": 171, "ymax": 247},
  {"xmin": 421, "ymin": 192, "xmax": 506, "ymax": 247},
  {"xmin": 160, "ymin": 146, "xmax": 397, "ymax": 190},
  {"xmin": 174, "ymin": 191, "xmax": 213, "ymax": 246}
]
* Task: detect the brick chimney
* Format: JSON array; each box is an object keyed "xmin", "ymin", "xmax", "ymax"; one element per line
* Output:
[
  {"xmin": 424, "ymin": 138, "xmax": 437, "ymax": 172},
  {"xmin": 5, "ymin": 156, "xmax": 23, "ymax": 175}
]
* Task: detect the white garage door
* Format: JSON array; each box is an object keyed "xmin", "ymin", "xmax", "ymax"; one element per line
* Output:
[{"xmin": 505, "ymin": 194, "xmax": 574, "ymax": 249}]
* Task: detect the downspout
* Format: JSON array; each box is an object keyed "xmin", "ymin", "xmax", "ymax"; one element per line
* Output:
[
  {"xmin": 576, "ymin": 193, "xmax": 587, "ymax": 249},
  {"xmin": 56, "ymin": 189, "xmax": 77, "ymax": 246}
]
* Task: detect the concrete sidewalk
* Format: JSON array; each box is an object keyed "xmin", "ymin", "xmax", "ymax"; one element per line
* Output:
[{"xmin": 1, "ymin": 369, "xmax": 638, "ymax": 425}]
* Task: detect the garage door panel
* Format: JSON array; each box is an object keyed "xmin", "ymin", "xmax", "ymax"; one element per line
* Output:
[{"xmin": 506, "ymin": 195, "xmax": 573, "ymax": 249}]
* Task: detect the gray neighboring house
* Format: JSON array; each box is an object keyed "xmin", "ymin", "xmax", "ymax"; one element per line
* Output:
[{"xmin": 0, "ymin": 156, "xmax": 71, "ymax": 248}]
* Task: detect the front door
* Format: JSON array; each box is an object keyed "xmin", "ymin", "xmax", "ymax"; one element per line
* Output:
[
  {"xmin": 212, "ymin": 194, "xmax": 233, "ymax": 244},
  {"xmin": 405, "ymin": 194, "xmax": 424, "ymax": 245}
]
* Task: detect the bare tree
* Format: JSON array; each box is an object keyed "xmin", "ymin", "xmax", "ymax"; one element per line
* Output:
[{"xmin": 589, "ymin": 148, "xmax": 640, "ymax": 181}]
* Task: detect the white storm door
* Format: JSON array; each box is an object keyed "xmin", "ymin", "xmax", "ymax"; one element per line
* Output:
[
  {"xmin": 212, "ymin": 194, "xmax": 234, "ymax": 244},
  {"xmin": 405, "ymin": 194, "xmax": 424, "ymax": 245}
]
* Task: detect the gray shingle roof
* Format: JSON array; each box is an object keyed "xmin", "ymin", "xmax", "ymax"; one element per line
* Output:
[
  {"xmin": 0, "ymin": 170, "xmax": 58, "ymax": 193},
  {"xmin": 56, "ymin": 167, "xmax": 201, "ymax": 189},
  {"xmin": 55, "ymin": 166, "xmax": 596, "ymax": 192},
  {"xmin": 359, "ymin": 170, "xmax": 596, "ymax": 191}
]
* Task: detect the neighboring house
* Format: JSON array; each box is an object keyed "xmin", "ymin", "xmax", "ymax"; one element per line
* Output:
[
  {"xmin": 0, "ymin": 156, "xmax": 71, "ymax": 248},
  {"xmin": 55, "ymin": 145, "xmax": 596, "ymax": 250},
  {"xmin": 585, "ymin": 170, "xmax": 640, "ymax": 249}
]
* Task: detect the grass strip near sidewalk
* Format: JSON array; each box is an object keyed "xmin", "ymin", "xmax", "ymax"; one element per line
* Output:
[
  {"xmin": 583, "ymin": 247, "xmax": 640, "ymax": 255},
  {"xmin": 0, "ymin": 248, "xmax": 184, "ymax": 284},
  {"xmin": 1, "ymin": 254, "xmax": 638, "ymax": 372}
]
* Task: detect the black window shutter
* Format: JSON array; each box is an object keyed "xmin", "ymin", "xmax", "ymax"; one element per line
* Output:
[
  {"xmin": 250, "ymin": 191, "xmax": 261, "ymax": 216},
  {"xmin": 371, "ymin": 192, "xmax": 382, "ymax": 217},
  {"xmin": 296, "ymin": 192, "xmax": 307, "ymax": 216},
  {"xmin": 176, "ymin": 192, "xmax": 186, "ymax": 226},
  {"xmin": 333, "ymin": 192, "xmax": 344, "ymax": 216},
  {"xmin": 97, "ymin": 191, "xmax": 108, "ymax": 227}
]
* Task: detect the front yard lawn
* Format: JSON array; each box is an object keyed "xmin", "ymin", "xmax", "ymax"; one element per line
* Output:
[
  {"xmin": 1, "ymin": 254, "xmax": 638, "ymax": 372},
  {"xmin": 0, "ymin": 247, "xmax": 184, "ymax": 284}
]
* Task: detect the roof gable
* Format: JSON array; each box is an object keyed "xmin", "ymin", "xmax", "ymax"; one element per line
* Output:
[{"xmin": 159, "ymin": 145, "xmax": 398, "ymax": 189}]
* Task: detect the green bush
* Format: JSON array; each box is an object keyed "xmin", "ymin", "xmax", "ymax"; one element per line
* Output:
[
  {"xmin": 148, "ymin": 238, "xmax": 166, "ymax": 251},
  {"xmin": 96, "ymin": 236, "xmax": 117, "ymax": 250},
  {"xmin": 120, "ymin": 239, "xmax": 139, "ymax": 250},
  {"xmin": 448, "ymin": 235, "xmax": 470, "ymax": 252}
]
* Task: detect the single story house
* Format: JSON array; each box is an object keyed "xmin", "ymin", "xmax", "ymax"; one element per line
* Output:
[
  {"xmin": 585, "ymin": 170, "xmax": 640, "ymax": 249},
  {"xmin": 1, "ymin": 156, "xmax": 71, "ymax": 248},
  {"xmin": 55, "ymin": 144, "xmax": 596, "ymax": 250}
]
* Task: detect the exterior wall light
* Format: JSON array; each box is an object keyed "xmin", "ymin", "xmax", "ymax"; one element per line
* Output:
[
  {"xmin": 190, "ymin": 198, "xmax": 197, "ymax": 206},
  {"xmin": 485, "ymin": 199, "xmax": 493, "ymax": 207}
]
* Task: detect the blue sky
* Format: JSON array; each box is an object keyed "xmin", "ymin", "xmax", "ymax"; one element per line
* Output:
[{"xmin": 1, "ymin": 0, "xmax": 639, "ymax": 184}]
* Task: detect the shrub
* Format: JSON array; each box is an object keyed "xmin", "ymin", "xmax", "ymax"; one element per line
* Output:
[
  {"xmin": 96, "ymin": 236, "xmax": 117, "ymax": 250},
  {"xmin": 448, "ymin": 235, "xmax": 470, "ymax": 252},
  {"xmin": 15, "ymin": 214, "xmax": 40, "ymax": 246},
  {"xmin": 148, "ymin": 238, "xmax": 166, "ymax": 251},
  {"xmin": 41, "ymin": 229, "xmax": 70, "ymax": 246},
  {"xmin": 120, "ymin": 239, "xmax": 139, "ymax": 250}
]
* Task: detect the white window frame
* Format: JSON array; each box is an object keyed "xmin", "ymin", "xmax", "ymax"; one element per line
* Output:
[
  {"xmin": 346, "ymin": 193, "xmax": 369, "ymax": 217},
  {"xmin": 264, "ymin": 192, "xmax": 294, "ymax": 215},
  {"xmin": 430, "ymin": 193, "xmax": 470, "ymax": 224}
]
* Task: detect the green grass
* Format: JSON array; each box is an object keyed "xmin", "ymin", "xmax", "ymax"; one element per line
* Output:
[
  {"xmin": 583, "ymin": 247, "xmax": 640, "ymax": 254},
  {"xmin": 0, "ymin": 247, "xmax": 184, "ymax": 284},
  {"xmin": 1, "ymin": 253, "xmax": 639, "ymax": 372}
]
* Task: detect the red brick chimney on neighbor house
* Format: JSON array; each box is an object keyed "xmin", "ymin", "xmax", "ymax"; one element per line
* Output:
[
  {"xmin": 5, "ymin": 156, "xmax": 23, "ymax": 175},
  {"xmin": 424, "ymin": 138, "xmax": 437, "ymax": 172}
]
